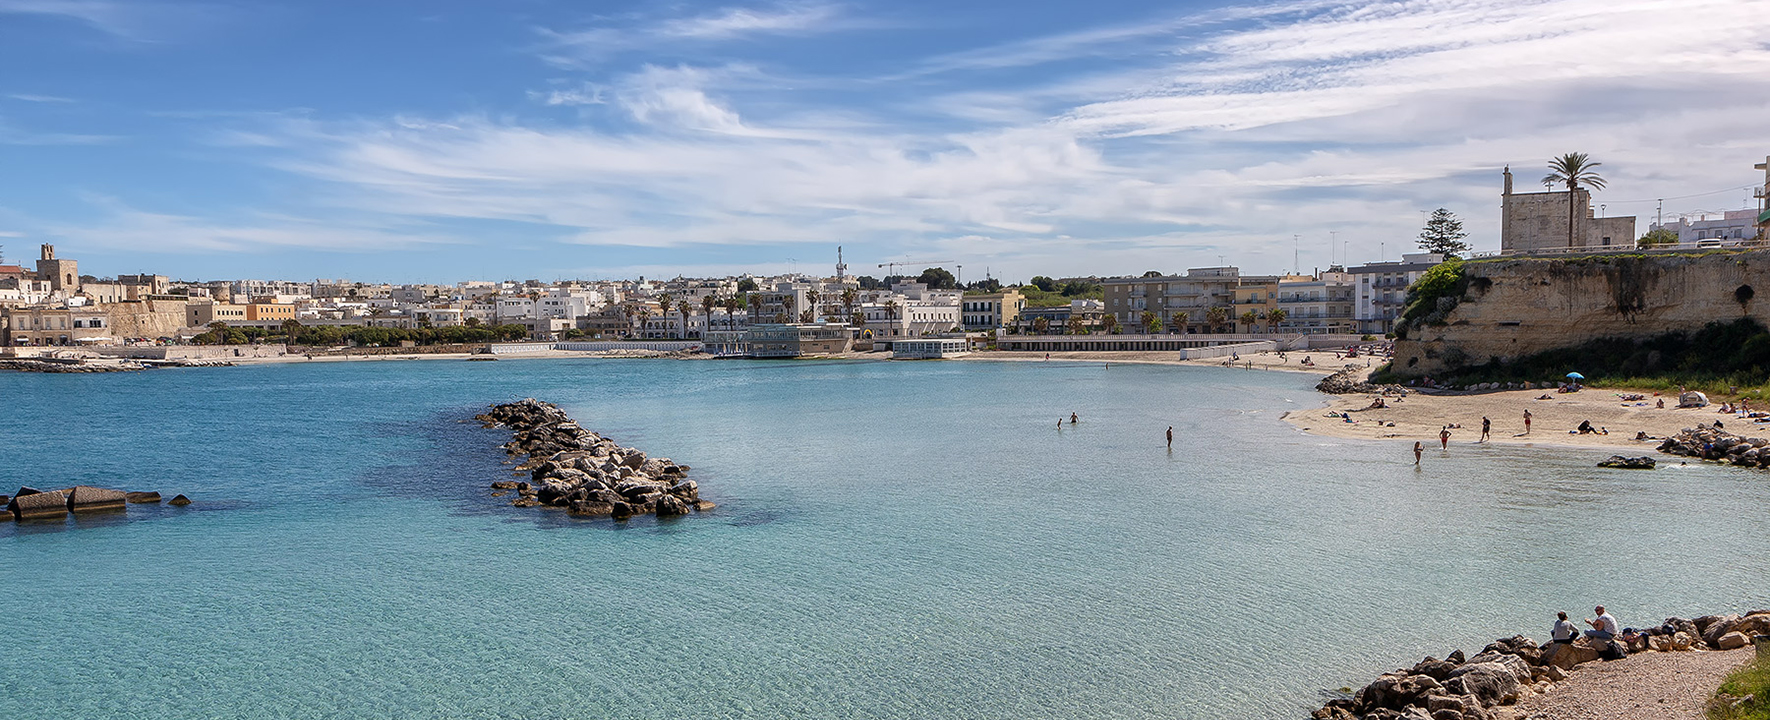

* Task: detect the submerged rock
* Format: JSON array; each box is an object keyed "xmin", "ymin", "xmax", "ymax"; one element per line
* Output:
[
  {"xmin": 124, "ymin": 491, "xmax": 162, "ymax": 504},
  {"xmin": 167, "ymin": 494, "xmax": 192, "ymax": 506},
  {"xmin": 1597, "ymin": 455, "xmax": 1655, "ymax": 469}
]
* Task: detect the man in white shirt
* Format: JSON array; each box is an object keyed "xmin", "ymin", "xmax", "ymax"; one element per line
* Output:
[
  {"xmin": 1585, "ymin": 605, "xmax": 1618, "ymax": 640},
  {"xmin": 1552, "ymin": 611, "xmax": 1578, "ymax": 643}
]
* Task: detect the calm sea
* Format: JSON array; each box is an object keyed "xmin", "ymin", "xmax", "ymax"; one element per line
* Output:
[{"xmin": 3, "ymin": 358, "xmax": 1767, "ymax": 719}]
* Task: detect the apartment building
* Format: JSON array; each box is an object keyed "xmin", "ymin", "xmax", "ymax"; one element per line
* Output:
[
  {"xmin": 1102, "ymin": 267, "xmax": 1240, "ymax": 331},
  {"xmin": 1349, "ymin": 253, "xmax": 1443, "ymax": 335},
  {"xmin": 961, "ymin": 288, "xmax": 1024, "ymax": 331}
]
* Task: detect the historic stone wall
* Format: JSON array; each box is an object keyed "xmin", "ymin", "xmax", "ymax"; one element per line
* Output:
[
  {"xmin": 104, "ymin": 299, "xmax": 190, "ymax": 340},
  {"xmin": 1392, "ymin": 250, "xmax": 1770, "ymax": 376}
]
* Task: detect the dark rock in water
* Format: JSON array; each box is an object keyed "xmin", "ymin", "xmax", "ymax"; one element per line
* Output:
[
  {"xmin": 125, "ymin": 491, "xmax": 162, "ymax": 504},
  {"xmin": 67, "ymin": 485, "xmax": 127, "ymax": 513},
  {"xmin": 489, "ymin": 480, "xmax": 519, "ymax": 490},
  {"xmin": 167, "ymin": 494, "xmax": 192, "ymax": 506},
  {"xmin": 511, "ymin": 497, "xmax": 541, "ymax": 508},
  {"xmin": 1597, "ymin": 455, "xmax": 1656, "ymax": 469},
  {"xmin": 609, "ymin": 500, "xmax": 633, "ymax": 519},
  {"xmin": 0, "ymin": 495, "xmax": 8, "ymax": 508},
  {"xmin": 14, "ymin": 486, "xmax": 42, "ymax": 498},
  {"xmin": 655, "ymin": 494, "xmax": 689, "ymax": 516},
  {"xmin": 10, "ymin": 490, "xmax": 69, "ymax": 519},
  {"xmin": 568, "ymin": 501, "xmax": 613, "ymax": 517}
]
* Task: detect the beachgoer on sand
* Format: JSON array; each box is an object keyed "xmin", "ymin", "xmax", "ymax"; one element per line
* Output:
[
  {"xmin": 1481, "ymin": 416, "xmax": 1490, "ymax": 442},
  {"xmin": 1585, "ymin": 606, "xmax": 1618, "ymax": 640},
  {"xmin": 1523, "ymin": 409, "xmax": 1532, "ymax": 434}
]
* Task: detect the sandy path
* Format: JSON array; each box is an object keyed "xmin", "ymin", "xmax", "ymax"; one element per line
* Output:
[{"xmin": 1501, "ymin": 647, "xmax": 1753, "ymax": 720}]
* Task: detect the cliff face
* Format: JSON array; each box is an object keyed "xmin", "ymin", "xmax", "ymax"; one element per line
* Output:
[{"xmin": 1392, "ymin": 251, "xmax": 1768, "ymax": 377}]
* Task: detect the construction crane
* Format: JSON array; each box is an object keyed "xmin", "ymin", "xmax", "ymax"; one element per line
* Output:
[{"xmin": 876, "ymin": 259, "xmax": 955, "ymax": 277}]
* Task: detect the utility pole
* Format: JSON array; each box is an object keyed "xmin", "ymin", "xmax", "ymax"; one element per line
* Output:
[
  {"xmin": 1657, "ymin": 199, "xmax": 1663, "ymax": 229},
  {"xmin": 1330, "ymin": 231, "xmax": 1338, "ymax": 265},
  {"xmin": 956, "ymin": 264, "xmax": 962, "ymax": 288},
  {"xmin": 1293, "ymin": 235, "xmax": 1300, "ymax": 275}
]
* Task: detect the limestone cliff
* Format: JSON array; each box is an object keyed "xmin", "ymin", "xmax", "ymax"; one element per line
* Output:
[{"xmin": 1392, "ymin": 250, "xmax": 1768, "ymax": 377}]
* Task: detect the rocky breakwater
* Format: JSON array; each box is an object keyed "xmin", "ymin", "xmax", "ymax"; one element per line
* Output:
[
  {"xmin": 1316, "ymin": 611, "xmax": 1770, "ymax": 719},
  {"xmin": 1657, "ymin": 423, "xmax": 1770, "ymax": 468},
  {"xmin": 476, "ymin": 399, "xmax": 713, "ymax": 520}
]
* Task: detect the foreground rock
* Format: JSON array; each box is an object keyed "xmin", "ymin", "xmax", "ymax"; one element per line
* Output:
[
  {"xmin": 0, "ymin": 359, "xmax": 141, "ymax": 373},
  {"xmin": 476, "ymin": 398, "xmax": 713, "ymax": 521},
  {"xmin": 1596, "ymin": 455, "xmax": 1656, "ymax": 469},
  {"xmin": 1315, "ymin": 610, "xmax": 1770, "ymax": 719}
]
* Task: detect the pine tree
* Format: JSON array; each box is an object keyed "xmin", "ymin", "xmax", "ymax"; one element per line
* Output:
[{"xmin": 1418, "ymin": 208, "xmax": 1471, "ymax": 258}]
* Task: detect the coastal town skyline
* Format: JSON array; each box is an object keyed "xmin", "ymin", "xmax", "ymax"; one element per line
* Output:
[{"xmin": 3, "ymin": 0, "xmax": 1768, "ymax": 282}]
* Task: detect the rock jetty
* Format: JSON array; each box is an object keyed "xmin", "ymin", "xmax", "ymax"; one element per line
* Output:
[
  {"xmin": 1657, "ymin": 424, "xmax": 1770, "ymax": 467},
  {"xmin": 1316, "ymin": 610, "xmax": 1770, "ymax": 719},
  {"xmin": 1316, "ymin": 367, "xmax": 1407, "ymax": 396},
  {"xmin": 1596, "ymin": 455, "xmax": 1656, "ymax": 469},
  {"xmin": 0, "ymin": 359, "xmax": 141, "ymax": 373},
  {"xmin": 6, "ymin": 485, "xmax": 185, "ymax": 520},
  {"xmin": 476, "ymin": 399, "xmax": 712, "ymax": 520}
]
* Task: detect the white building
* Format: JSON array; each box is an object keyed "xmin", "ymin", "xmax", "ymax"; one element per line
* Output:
[
  {"xmin": 1649, "ymin": 209, "xmax": 1760, "ymax": 246},
  {"xmin": 1349, "ymin": 253, "xmax": 1443, "ymax": 335}
]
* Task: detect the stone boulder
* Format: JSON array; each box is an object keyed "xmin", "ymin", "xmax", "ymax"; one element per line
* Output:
[
  {"xmin": 1355, "ymin": 673, "xmax": 1442, "ymax": 713},
  {"xmin": 1717, "ymin": 631, "xmax": 1750, "ymax": 650},
  {"xmin": 1597, "ymin": 455, "xmax": 1655, "ymax": 469},
  {"xmin": 67, "ymin": 485, "xmax": 127, "ymax": 513},
  {"xmin": 1427, "ymin": 693, "xmax": 1490, "ymax": 720},
  {"xmin": 124, "ymin": 491, "xmax": 161, "ymax": 504},
  {"xmin": 168, "ymin": 494, "xmax": 192, "ymax": 506},
  {"xmin": 1462, "ymin": 652, "xmax": 1532, "ymax": 684},
  {"xmin": 9, "ymin": 490, "xmax": 68, "ymax": 519},
  {"xmin": 1409, "ymin": 657, "xmax": 1459, "ymax": 681},
  {"xmin": 1703, "ymin": 614, "xmax": 1744, "ymax": 647},
  {"xmin": 655, "ymin": 494, "xmax": 689, "ymax": 517},
  {"xmin": 1443, "ymin": 663, "xmax": 1521, "ymax": 707},
  {"xmin": 1540, "ymin": 641, "xmax": 1599, "ymax": 669}
]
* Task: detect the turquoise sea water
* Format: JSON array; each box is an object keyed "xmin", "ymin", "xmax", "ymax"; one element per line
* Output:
[{"xmin": 4, "ymin": 358, "xmax": 1769, "ymax": 719}]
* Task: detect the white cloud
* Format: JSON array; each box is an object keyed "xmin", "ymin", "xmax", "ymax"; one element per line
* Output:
[
  {"xmin": 38, "ymin": 196, "xmax": 457, "ymax": 253},
  {"xmin": 163, "ymin": 0, "xmax": 1770, "ymax": 278},
  {"xmin": 541, "ymin": 2, "xmax": 855, "ymax": 65},
  {"xmin": 656, "ymin": 3, "xmax": 842, "ymax": 39},
  {"xmin": 0, "ymin": 0, "xmax": 231, "ymax": 42}
]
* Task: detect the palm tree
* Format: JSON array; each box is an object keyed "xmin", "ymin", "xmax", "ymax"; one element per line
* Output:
[
  {"xmin": 1102, "ymin": 313, "xmax": 1120, "ymax": 334},
  {"xmin": 1169, "ymin": 311, "xmax": 1189, "ymax": 335},
  {"xmin": 1266, "ymin": 308, "xmax": 1287, "ymax": 332},
  {"xmin": 1139, "ymin": 310, "xmax": 1160, "ymax": 334},
  {"xmin": 1032, "ymin": 316, "xmax": 1050, "ymax": 334},
  {"xmin": 701, "ymin": 294, "xmax": 717, "ymax": 327},
  {"xmin": 1066, "ymin": 317, "xmax": 1086, "ymax": 335},
  {"xmin": 805, "ymin": 289, "xmax": 820, "ymax": 321},
  {"xmin": 779, "ymin": 294, "xmax": 795, "ymax": 324},
  {"xmin": 841, "ymin": 287, "xmax": 859, "ymax": 318},
  {"xmin": 1205, "ymin": 306, "xmax": 1229, "ymax": 333},
  {"xmin": 1543, "ymin": 153, "xmax": 1607, "ymax": 249},
  {"xmin": 883, "ymin": 301, "xmax": 901, "ymax": 336},
  {"xmin": 1239, "ymin": 310, "xmax": 1259, "ymax": 333},
  {"xmin": 678, "ymin": 299, "xmax": 694, "ymax": 338}
]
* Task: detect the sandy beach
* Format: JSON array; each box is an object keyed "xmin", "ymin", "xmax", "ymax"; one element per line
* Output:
[
  {"xmin": 962, "ymin": 348, "xmax": 1359, "ymax": 375},
  {"xmin": 1283, "ymin": 375, "xmax": 1731, "ymax": 451}
]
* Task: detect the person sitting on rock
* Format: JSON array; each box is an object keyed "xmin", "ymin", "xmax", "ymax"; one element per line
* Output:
[
  {"xmin": 1552, "ymin": 611, "xmax": 1578, "ymax": 644},
  {"xmin": 1585, "ymin": 606, "xmax": 1618, "ymax": 641}
]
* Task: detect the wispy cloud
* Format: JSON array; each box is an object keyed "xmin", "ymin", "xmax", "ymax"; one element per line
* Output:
[
  {"xmin": 0, "ymin": 0, "xmax": 228, "ymax": 42},
  {"xmin": 0, "ymin": 116, "xmax": 119, "ymax": 144},
  {"xmin": 37, "ymin": 196, "xmax": 458, "ymax": 253},
  {"xmin": 7, "ymin": 93, "xmax": 76, "ymax": 103},
  {"xmin": 539, "ymin": 2, "xmax": 862, "ymax": 65}
]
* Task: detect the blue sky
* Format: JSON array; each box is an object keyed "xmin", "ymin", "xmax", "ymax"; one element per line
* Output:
[{"xmin": 1, "ymin": 0, "xmax": 1767, "ymax": 284}]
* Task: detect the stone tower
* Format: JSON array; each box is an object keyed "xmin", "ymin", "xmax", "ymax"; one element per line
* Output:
[{"xmin": 36, "ymin": 244, "xmax": 78, "ymax": 292}]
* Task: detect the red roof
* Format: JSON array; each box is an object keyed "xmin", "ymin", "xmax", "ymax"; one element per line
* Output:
[{"xmin": 0, "ymin": 265, "xmax": 26, "ymax": 276}]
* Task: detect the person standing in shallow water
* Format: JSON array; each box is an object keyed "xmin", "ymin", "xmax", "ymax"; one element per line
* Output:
[
  {"xmin": 1481, "ymin": 416, "xmax": 1491, "ymax": 442},
  {"xmin": 1439, "ymin": 427, "xmax": 1451, "ymax": 450},
  {"xmin": 1414, "ymin": 441, "xmax": 1423, "ymax": 464},
  {"xmin": 1070, "ymin": 412, "xmax": 1078, "ymax": 424},
  {"xmin": 1166, "ymin": 426, "xmax": 1173, "ymax": 448}
]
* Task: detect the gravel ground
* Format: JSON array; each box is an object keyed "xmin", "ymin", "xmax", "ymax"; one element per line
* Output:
[{"xmin": 1503, "ymin": 647, "xmax": 1755, "ymax": 720}]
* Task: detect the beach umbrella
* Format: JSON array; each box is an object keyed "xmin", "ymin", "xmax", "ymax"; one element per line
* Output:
[{"xmin": 1566, "ymin": 372, "xmax": 1585, "ymax": 380}]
